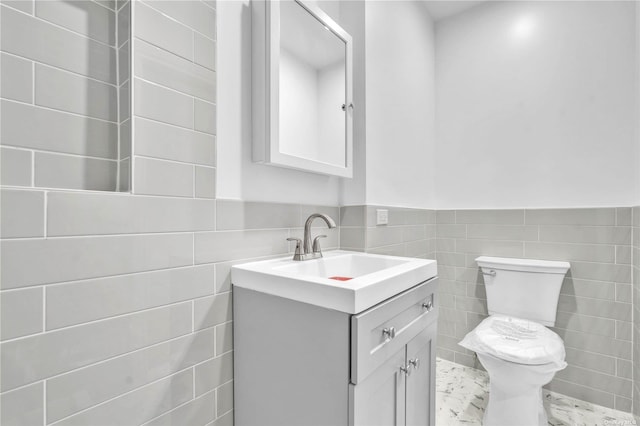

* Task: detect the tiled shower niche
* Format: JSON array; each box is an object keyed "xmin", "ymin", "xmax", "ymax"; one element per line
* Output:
[{"xmin": 0, "ymin": 0, "xmax": 132, "ymax": 192}]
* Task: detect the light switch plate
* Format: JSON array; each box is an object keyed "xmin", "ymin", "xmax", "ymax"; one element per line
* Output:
[{"xmin": 376, "ymin": 209, "xmax": 389, "ymax": 225}]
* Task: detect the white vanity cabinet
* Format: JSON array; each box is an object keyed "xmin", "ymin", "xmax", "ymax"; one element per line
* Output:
[{"xmin": 233, "ymin": 277, "xmax": 438, "ymax": 426}]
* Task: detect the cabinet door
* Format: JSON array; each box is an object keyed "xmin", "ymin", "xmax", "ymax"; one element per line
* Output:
[
  {"xmin": 405, "ymin": 322, "xmax": 437, "ymax": 426},
  {"xmin": 350, "ymin": 346, "xmax": 406, "ymax": 426}
]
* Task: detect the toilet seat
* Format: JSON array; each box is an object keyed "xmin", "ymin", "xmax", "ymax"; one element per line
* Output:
[{"xmin": 459, "ymin": 315, "xmax": 567, "ymax": 368}]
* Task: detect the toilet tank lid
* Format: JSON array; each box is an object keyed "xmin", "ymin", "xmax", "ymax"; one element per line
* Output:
[{"xmin": 476, "ymin": 256, "xmax": 570, "ymax": 273}]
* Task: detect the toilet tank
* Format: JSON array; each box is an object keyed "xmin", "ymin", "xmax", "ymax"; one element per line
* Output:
[{"xmin": 476, "ymin": 256, "xmax": 570, "ymax": 326}]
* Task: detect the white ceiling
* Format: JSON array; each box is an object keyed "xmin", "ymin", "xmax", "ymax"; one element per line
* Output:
[{"xmin": 421, "ymin": 1, "xmax": 485, "ymax": 21}]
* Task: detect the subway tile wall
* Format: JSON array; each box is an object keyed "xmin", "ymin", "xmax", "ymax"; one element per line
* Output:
[
  {"xmin": 0, "ymin": 193, "xmax": 340, "ymax": 426},
  {"xmin": 1, "ymin": 188, "xmax": 340, "ymax": 426},
  {"xmin": 341, "ymin": 204, "xmax": 637, "ymax": 411},
  {"xmin": 131, "ymin": 0, "xmax": 217, "ymax": 198},
  {"xmin": 0, "ymin": 0, "xmax": 131, "ymax": 192},
  {"xmin": 117, "ymin": 1, "xmax": 131, "ymax": 191},
  {"xmin": 1, "ymin": 1, "xmax": 228, "ymax": 424},
  {"xmin": 339, "ymin": 205, "xmax": 436, "ymax": 259},
  {"xmin": 0, "ymin": 1, "xmax": 341, "ymax": 423},
  {"xmin": 633, "ymin": 206, "xmax": 640, "ymax": 417},
  {"xmin": 435, "ymin": 208, "xmax": 634, "ymax": 412}
]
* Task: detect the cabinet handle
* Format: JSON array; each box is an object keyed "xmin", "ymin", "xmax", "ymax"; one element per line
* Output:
[
  {"xmin": 400, "ymin": 364, "xmax": 412, "ymax": 376},
  {"xmin": 422, "ymin": 300, "xmax": 433, "ymax": 311},
  {"xmin": 409, "ymin": 358, "xmax": 420, "ymax": 370},
  {"xmin": 382, "ymin": 327, "xmax": 396, "ymax": 341}
]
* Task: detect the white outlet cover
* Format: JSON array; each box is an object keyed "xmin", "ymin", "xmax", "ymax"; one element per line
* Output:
[{"xmin": 376, "ymin": 209, "xmax": 389, "ymax": 225}]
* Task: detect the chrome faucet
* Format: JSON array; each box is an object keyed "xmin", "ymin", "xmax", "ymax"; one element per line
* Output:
[{"xmin": 287, "ymin": 213, "xmax": 337, "ymax": 261}]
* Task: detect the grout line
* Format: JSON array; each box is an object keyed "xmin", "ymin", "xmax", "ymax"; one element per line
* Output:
[
  {"xmin": 135, "ymin": 114, "xmax": 216, "ymax": 137},
  {"xmin": 135, "ymin": 75, "xmax": 214, "ymax": 106},
  {"xmin": 134, "ymin": 154, "xmax": 214, "ymax": 168},
  {"xmin": 3, "ymin": 3, "xmax": 118, "ymax": 49},
  {"xmin": 117, "ymin": 37, "xmax": 129, "ymax": 57},
  {"xmin": 140, "ymin": 0, "xmax": 216, "ymax": 43},
  {"xmin": 200, "ymin": 0, "xmax": 216, "ymax": 12},
  {"xmin": 0, "ymin": 185, "xmax": 217, "ymax": 201},
  {"xmin": 1, "ymin": 290, "xmax": 223, "ymax": 339},
  {"xmin": 6, "ymin": 149, "xmax": 121, "ymax": 165},
  {"xmin": 35, "ymin": 60, "xmax": 120, "ymax": 89},
  {"xmin": 3, "ymin": 98, "xmax": 119, "ymax": 125},
  {"xmin": 140, "ymin": 388, "xmax": 216, "ymax": 426},
  {"xmin": 0, "ymin": 285, "xmax": 47, "ymax": 295},
  {"xmin": 116, "ymin": 0, "xmax": 129, "ymax": 14},
  {"xmin": 2, "ymin": 229, "xmax": 204, "ymax": 241},
  {"xmin": 2, "ymin": 300, "xmax": 195, "ymax": 345},
  {"xmin": 48, "ymin": 364, "xmax": 199, "ymax": 425},
  {"xmin": 91, "ymin": 0, "xmax": 115, "ymax": 13},
  {"xmin": 4, "ymin": 329, "xmax": 219, "ymax": 399}
]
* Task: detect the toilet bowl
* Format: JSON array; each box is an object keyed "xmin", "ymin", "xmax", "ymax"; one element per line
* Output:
[
  {"xmin": 461, "ymin": 314, "xmax": 567, "ymax": 425},
  {"xmin": 477, "ymin": 352, "xmax": 560, "ymax": 426},
  {"xmin": 459, "ymin": 256, "xmax": 570, "ymax": 426}
]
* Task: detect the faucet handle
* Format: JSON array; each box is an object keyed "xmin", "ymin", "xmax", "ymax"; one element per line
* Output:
[
  {"xmin": 312, "ymin": 235, "xmax": 327, "ymax": 254},
  {"xmin": 286, "ymin": 238, "xmax": 303, "ymax": 261}
]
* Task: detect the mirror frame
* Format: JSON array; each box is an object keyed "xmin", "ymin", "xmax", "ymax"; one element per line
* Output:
[{"xmin": 252, "ymin": 0, "xmax": 354, "ymax": 178}]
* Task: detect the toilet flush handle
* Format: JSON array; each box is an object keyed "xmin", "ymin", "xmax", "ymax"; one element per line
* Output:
[{"xmin": 482, "ymin": 270, "xmax": 496, "ymax": 277}]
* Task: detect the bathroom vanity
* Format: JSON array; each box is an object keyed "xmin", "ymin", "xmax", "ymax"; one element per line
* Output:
[{"xmin": 232, "ymin": 251, "xmax": 438, "ymax": 426}]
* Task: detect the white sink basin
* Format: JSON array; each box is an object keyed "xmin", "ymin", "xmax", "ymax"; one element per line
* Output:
[{"xmin": 231, "ymin": 250, "xmax": 437, "ymax": 314}]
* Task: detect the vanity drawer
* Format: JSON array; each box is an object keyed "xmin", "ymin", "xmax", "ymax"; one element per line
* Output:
[{"xmin": 350, "ymin": 277, "xmax": 438, "ymax": 384}]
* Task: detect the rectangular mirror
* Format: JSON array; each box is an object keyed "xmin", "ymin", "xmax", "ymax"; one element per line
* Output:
[
  {"xmin": 0, "ymin": 0, "xmax": 131, "ymax": 192},
  {"xmin": 252, "ymin": 0, "xmax": 353, "ymax": 178}
]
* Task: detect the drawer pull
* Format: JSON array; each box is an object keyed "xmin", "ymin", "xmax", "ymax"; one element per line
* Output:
[
  {"xmin": 382, "ymin": 327, "xmax": 396, "ymax": 341},
  {"xmin": 422, "ymin": 300, "xmax": 433, "ymax": 311},
  {"xmin": 400, "ymin": 364, "xmax": 412, "ymax": 376},
  {"xmin": 409, "ymin": 358, "xmax": 420, "ymax": 370}
]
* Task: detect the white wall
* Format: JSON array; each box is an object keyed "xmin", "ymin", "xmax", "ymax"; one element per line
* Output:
[
  {"xmin": 338, "ymin": 0, "xmax": 367, "ymax": 206},
  {"xmin": 435, "ymin": 1, "xmax": 637, "ymax": 209},
  {"xmin": 217, "ymin": 0, "xmax": 341, "ymax": 205},
  {"xmin": 218, "ymin": 0, "xmax": 436, "ymax": 209},
  {"xmin": 364, "ymin": 1, "xmax": 437, "ymax": 209}
]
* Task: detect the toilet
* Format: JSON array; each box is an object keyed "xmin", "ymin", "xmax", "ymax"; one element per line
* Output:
[{"xmin": 459, "ymin": 256, "xmax": 571, "ymax": 426}]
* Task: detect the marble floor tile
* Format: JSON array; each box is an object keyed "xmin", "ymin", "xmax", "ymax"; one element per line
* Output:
[{"xmin": 436, "ymin": 358, "xmax": 638, "ymax": 426}]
